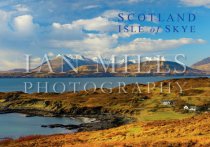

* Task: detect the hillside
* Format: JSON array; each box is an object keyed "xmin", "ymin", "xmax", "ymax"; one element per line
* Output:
[
  {"xmin": 192, "ymin": 57, "xmax": 210, "ymax": 72},
  {"xmin": 0, "ymin": 77, "xmax": 209, "ymax": 117},
  {"xmin": 1, "ymin": 113, "xmax": 210, "ymax": 147}
]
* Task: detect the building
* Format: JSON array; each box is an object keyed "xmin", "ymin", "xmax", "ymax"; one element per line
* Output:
[
  {"xmin": 161, "ymin": 100, "xmax": 175, "ymax": 106},
  {"xmin": 184, "ymin": 105, "xmax": 199, "ymax": 111}
]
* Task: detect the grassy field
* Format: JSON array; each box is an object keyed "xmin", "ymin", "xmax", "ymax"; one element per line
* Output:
[{"xmin": 137, "ymin": 110, "xmax": 194, "ymax": 121}]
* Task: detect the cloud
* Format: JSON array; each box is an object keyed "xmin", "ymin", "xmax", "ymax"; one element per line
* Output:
[
  {"xmin": 102, "ymin": 10, "xmax": 128, "ymax": 19},
  {"xmin": 0, "ymin": 60, "xmax": 24, "ymax": 71},
  {"xmin": 47, "ymin": 52, "xmax": 54, "ymax": 57},
  {"xmin": 180, "ymin": 0, "xmax": 210, "ymax": 8},
  {"xmin": 127, "ymin": 0, "xmax": 143, "ymax": 3},
  {"xmin": 0, "ymin": 50, "xmax": 43, "ymax": 70},
  {"xmin": 0, "ymin": 49, "xmax": 25, "ymax": 70},
  {"xmin": 49, "ymin": 10, "xmax": 203, "ymax": 56},
  {"xmin": 0, "ymin": 10, "xmax": 36, "ymax": 37},
  {"xmin": 14, "ymin": 4, "xmax": 30, "ymax": 12},
  {"xmin": 31, "ymin": 57, "xmax": 41, "ymax": 62},
  {"xmin": 0, "ymin": 10, "xmax": 13, "ymax": 34},
  {"xmin": 144, "ymin": 56, "xmax": 166, "ymax": 61},
  {"xmin": 52, "ymin": 16, "xmax": 120, "ymax": 33},
  {"xmin": 83, "ymin": 5, "xmax": 100, "ymax": 9},
  {"xmin": 0, "ymin": 11, "xmax": 42, "ymax": 59},
  {"xmin": 50, "ymin": 9, "xmax": 161, "ymax": 52},
  {"xmin": 49, "ymin": 37, "xmax": 205, "ymax": 56},
  {"xmin": 115, "ymin": 38, "xmax": 205, "ymax": 54},
  {"xmin": 13, "ymin": 15, "xmax": 37, "ymax": 35},
  {"xmin": 49, "ymin": 34, "xmax": 118, "ymax": 56}
]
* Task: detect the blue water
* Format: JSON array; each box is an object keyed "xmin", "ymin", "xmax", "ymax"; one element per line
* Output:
[
  {"xmin": 0, "ymin": 113, "xmax": 81, "ymax": 139},
  {"xmin": 0, "ymin": 76, "xmax": 208, "ymax": 93}
]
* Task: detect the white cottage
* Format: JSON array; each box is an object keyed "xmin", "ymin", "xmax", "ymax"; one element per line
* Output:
[
  {"xmin": 161, "ymin": 100, "xmax": 174, "ymax": 106},
  {"xmin": 184, "ymin": 105, "xmax": 198, "ymax": 111}
]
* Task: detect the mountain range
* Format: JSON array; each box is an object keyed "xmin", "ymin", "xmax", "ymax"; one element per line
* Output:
[{"xmin": 0, "ymin": 55, "xmax": 209, "ymax": 77}]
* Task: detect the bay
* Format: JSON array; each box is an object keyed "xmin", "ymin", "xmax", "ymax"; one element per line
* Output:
[{"xmin": 0, "ymin": 113, "xmax": 81, "ymax": 139}]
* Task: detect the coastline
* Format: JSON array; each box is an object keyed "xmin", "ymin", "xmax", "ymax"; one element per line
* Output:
[
  {"xmin": 0, "ymin": 77, "xmax": 210, "ymax": 146},
  {"xmin": 0, "ymin": 107, "xmax": 132, "ymax": 134}
]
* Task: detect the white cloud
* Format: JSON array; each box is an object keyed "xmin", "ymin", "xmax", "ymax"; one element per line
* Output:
[
  {"xmin": 50, "ymin": 11, "xmax": 204, "ymax": 56},
  {"xmin": 0, "ymin": 54, "xmax": 43, "ymax": 70},
  {"xmin": 49, "ymin": 34, "xmax": 118, "ymax": 56},
  {"xmin": 180, "ymin": 0, "xmax": 210, "ymax": 8},
  {"xmin": 31, "ymin": 57, "xmax": 41, "ymax": 62},
  {"xmin": 144, "ymin": 56, "xmax": 166, "ymax": 61},
  {"xmin": 102, "ymin": 10, "xmax": 128, "ymax": 19},
  {"xmin": 127, "ymin": 0, "xmax": 142, "ymax": 3},
  {"xmin": 0, "ymin": 60, "xmax": 23, "ymax": 71},
  {"xmin": 0, "ymin": 10, "xmax": 38, "ymax": 40},
  {"xmin": 115, "ymin": 38, "xmax": 205, "ymax": 54},
  {"xmin": 53, "ymin": 16, "xmax": 120, "ymax": 33},
  {"xmin": 0, "ymin": 10, "xmax": 13, "ymax": 34},
  {"xmin": 83, "ymin": 5, "xmax": 100, "ymax": 9},
  {"xmin": 50, "ymin": 9, "xmax": 161, "ymax": 54},
  {"xmin": 13, "ymin": 15, "xmax": 37, "ymax": 35},
  {"xmin": 47, "ymin": 52, "xmax": 54, "ymax": 57},
  {"xmin": 0, "ymin": 49, "xmax": 25, "ymax": 70},
  {"xmin": 15, "ymin": 4, "xmax": 30, "ymax": 12},
  {"xmin": 49, "ymin": 37, "xmax": 205, "ymax": 56}
]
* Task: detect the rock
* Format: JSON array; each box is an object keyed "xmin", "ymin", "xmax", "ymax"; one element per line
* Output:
[
  {"xmin": 41, "ymin": 124, "xmax": 80, "ymax": 130},
  {"xmin": 25, "ymin": 114, "xmax": 35, "ymax": 117}
]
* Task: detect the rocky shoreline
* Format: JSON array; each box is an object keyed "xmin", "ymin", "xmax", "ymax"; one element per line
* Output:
[
  {"xmin": 40, "ymin": 115, "xmax": 129, "ymax": 132},
  {"xmin": 0, "ymin": 108, "xmax": 132, "ymax": 133}
]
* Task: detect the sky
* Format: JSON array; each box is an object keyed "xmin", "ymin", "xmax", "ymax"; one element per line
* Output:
[{"xmin": 0, "ymin": 0, "xmax": 210, "ymax": 70}]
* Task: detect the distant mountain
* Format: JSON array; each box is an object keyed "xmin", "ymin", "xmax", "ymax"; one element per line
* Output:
[
  {"xmin": 8, "ymin": 68, "xmax": 26, "ymax": 73},
  {"xmin": 69, "ymin": 61, "xmax": 204, "ymax": 76},
  {"xmin": 192, "ymin": 57, "xmax": 210, "ymax": 72},
  {"xmin": 3, "ymin": 56, "xmax": 206, "ymax": 77},
  {"xmin": 117, "ymin": 61, "xmax": 200, "ymax": 74},
  {"xmin": 32, "ymin": 55, "xmax": 96, "ymax": 72},
  {"xmin": 91, "ymin": 57, "xmax": 137, "ymax": 65},
  {"xmin": 33, "ymin": 55, "xmax": 139, "ymax": 73}
]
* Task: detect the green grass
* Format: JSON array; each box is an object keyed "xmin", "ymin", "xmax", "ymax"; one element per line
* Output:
[{"xmin": 138, "ymin": 111, "xmax": 194, "ymax": 121}]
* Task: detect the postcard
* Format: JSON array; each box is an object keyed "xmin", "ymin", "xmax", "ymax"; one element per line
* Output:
[{"xmin": 0, "ymin": 0, "xmax": 210, "ymax": 146}]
